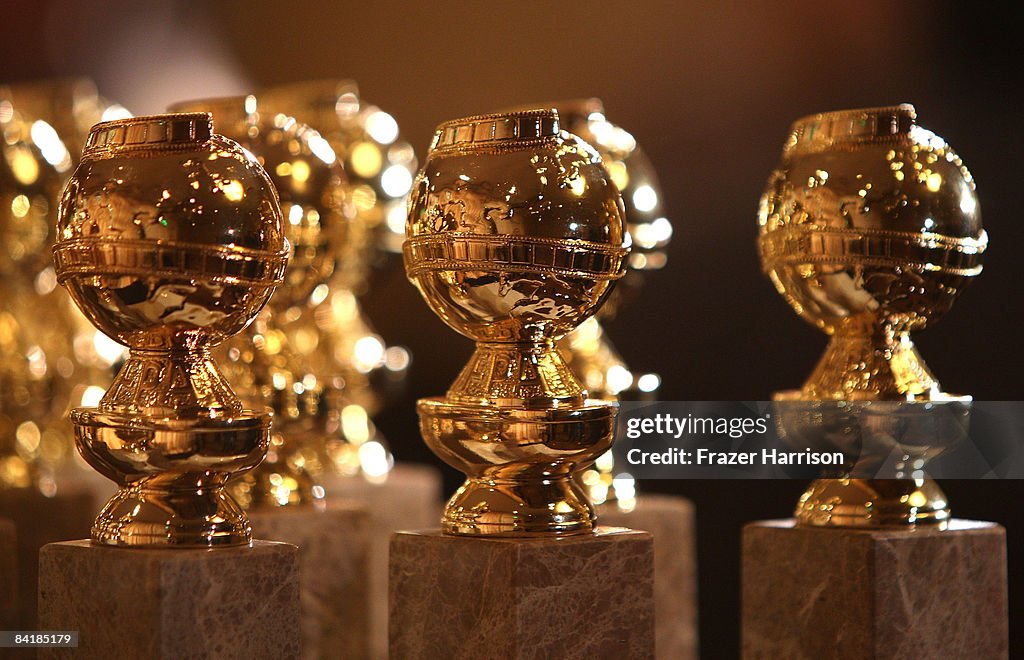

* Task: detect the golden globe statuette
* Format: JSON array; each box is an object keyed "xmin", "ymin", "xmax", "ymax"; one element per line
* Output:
[
  {"xmin": 757, "ymin": 104, "xmax": 986, "ymax": 527},
  {"xmin": 391, "ymin": 110, "xmax": 654, "ymax": 657},
  {"xmin": 171, "ymin": 95, "xmax": 395, "ymax": 488},
  {"xmin": 169, "ymin": 94, "xmax": 358, "ymax": 510},
  {"xmin": 512, "ymin": 98, "xmax": 672, "ymax": 508},
  {"xmin": 255, "ymin": 83, "xmax": 439, "ymax": 659},
  {"xmin": 405, "ymin": 109, "xmax": 630, "ymax": 535},
  {"xmin": 743, "ymin": 105, "xmax": 1007, "ymax": 658},
  {"xmin": 53, "ymin": 113, "xmax": 288, "ymax": 547},
  {"xmin": 257, "ymin": 79, "xmax": 414, "ymax": 468},
  {"xmin": 166, "ymin": 97, "xmax": 375, "ymax": 657}
]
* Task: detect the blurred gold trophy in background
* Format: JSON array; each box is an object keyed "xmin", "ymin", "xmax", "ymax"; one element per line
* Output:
[
  {"xmin": 1, "ymin": 86, "xmax": 72, "ymax": 492},
  {"xmin": 260, "ymin": 79, "xmax": 415, "ymax": 420},
  {"xmin": 1, "ymin": 81, "xmax": 131, "ymax": 487},
  {"xmin": 405, "ymin": 109, "xmax": 630, "ymax": 535},
  {"xmin": 53, "ymin": 113, "xmax": 288, "ymax": 546},
  {"xmin": 168, "ymin": 95, "xmax": 393, "ymax": 507},
  {"xmin": 502, "ymin": 99, "xmax": 672, "ymax": 508},
  {"xmin": 758, "ymin": 104, "xmax": 987, "ymax": 527}
]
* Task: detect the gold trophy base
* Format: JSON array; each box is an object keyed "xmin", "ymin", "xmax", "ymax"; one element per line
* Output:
[
  {"xmin": 72, "ymin": 409, "xmax": 270, "ymax": 547},
  {"xmin": 742, "ymin": 519, "xmax": 1008, "ymax": 659},
  {"xmin": 443, "ymin": 475, "xmax": 595, "ymax": 537},
  {"xmin": 38, "ymin": 540, "xmax": 300, "ymax": 660},
  {"xmin": 795, "ymin": 478, "xmax": 950, "ymax": 528},
  {"xmin": 389, "ymin": 528, "xmax": 654, "ymax": 659},
  {"xmin": 597, "ymin": 494, "xmax": 698, "ymax": 660},
  {"xmin": 248, "ymin": 503, "xmax": 371, "ymax": 660},
  {"xmin": 0, "ymin": 517, "xmax": 15, "ymax": 630},
  {"xmin": 417, "ymin": 399, "xmax": 614, "ymax": 537}
]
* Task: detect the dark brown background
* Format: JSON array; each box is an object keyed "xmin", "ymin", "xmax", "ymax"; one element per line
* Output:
[{"xmin": 4, "ymin": 1, "xmax": 1022, "ymax": 655}]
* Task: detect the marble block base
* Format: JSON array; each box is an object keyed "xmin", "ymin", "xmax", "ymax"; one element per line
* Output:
[
  {"xmin": 742, "ymin": 519, "xmax": 1008, "ymax": 659},
  {"xmin": 598, "ymin": 494, "xmax": 698, "ymax": 659},
  {"xmin": 390, "ymin": 528, "xmax": 655, "ymax": 659},
  {"xmin": 324, "ymin": 463, "xmax": 442, "ymax": 658},
  {"xmin": 38, "ymin": 540, "xmax": 300, "ymax": 660},
  {"xmin": 0, "ymin": 485, "xmax": 97, "ymax": 627},
  {"xmin": 249, "ymin": 504, "xmax": 371, "ymax": 660},
  {"xmin": 0, "ymin": 517, "xmax": 15, "ymax": 630}
]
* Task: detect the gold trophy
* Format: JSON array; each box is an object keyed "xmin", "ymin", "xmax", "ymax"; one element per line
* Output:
[
  {"xmin": 2, "ymin": 82, "xmax": 130, "ymax": 486},
  {"xmin": 52, "ymin": 113, "xmax": 288, "ymax": 546},
  {"xmin": 168, "ymin": 94, "xmax": 365, "ymax": 506},
  {"xmin": 758, "ymin": 104, "xmax": 987, "ymax": 527},
  {"xmin": 512, "ymin": 99, "xmax": 671, "ymax": 508},
  {"xmin": 404, "ymin": 109, "xmax": 630, "ymax": 535},
  {"xmin": 3, "ymin": 78, "xmax": 130, "ymax": 155},
  {"xmin": 258, "ymin": 80, "xmax": 415, "ymax": 445},
  {"xmin": 1, "ymin": 87, "xmax": 71, "ymax": 492}
]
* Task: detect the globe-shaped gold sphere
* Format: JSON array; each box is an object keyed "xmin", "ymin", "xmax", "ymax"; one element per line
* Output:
[
  {"xmin": 56, "ymin": 114, "xmax": 286, "ymax": 353},
  {"xmin": 507, "ymin": 98, "xmax": 670, "ymax": 271},
  {"xmin": 406, "ymin": 110, "xmax": 629, "ymax": 536},
  {"xmin": 405, "ymin": 109, "xmax": 629, "ymax": 346},
  {"xmin": 758, "ymin": 105, "xmax": 987, "ymax": 400},
  {"xmin": 169, "ymin": 96, "xmax": 348, "ymax": 310},
  {"xmin": 259, "ymin": 79, "xmax": 419, "ymax": 256}
]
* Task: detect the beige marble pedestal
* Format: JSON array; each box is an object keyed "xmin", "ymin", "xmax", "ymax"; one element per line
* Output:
[
  {"xmin": 0, "ymin": 517, "xmax": 15, "ymax": 630},
  {"xmin": 0, "ymin": 485, "xmax": 97, "ymax": 627},
  {"xmin": 37, "ymin": 540, "xmax": 300, "ymax": 660},
  {"xmin": 248, "ymin": 503, "xmax": 371, "ymax": 660},
  {"xmin": 390, "ymin": 528, "xmax": 655, "ymax": 659},
  {"xmin": 742, "ymin": 519, "xmax": 1008, "ymax": 659},
  {"xmin": 598, "ymin": 494, "xmax": 697, "ymax": 659},
  {"xmin": 323, "ymin": 463, "xmax": 442, "ymax": 658}
]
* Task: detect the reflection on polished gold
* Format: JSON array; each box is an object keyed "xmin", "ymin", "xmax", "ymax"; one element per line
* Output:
[
  {"xmin": 405, "ymin": 109, "xmax": 629, "ymax": 535},
  {"xmin": 53, "ymin": 113, "xmax": 288, "ymax": 546},
  {"xmin": 758, "ymin": 104, "xmax": 986, "ymax": 527},
  {"xmin": 502, "ymin": 99, "xmax": 670, "ymax": 509},
  {"xmin": 259, "ymin": 79, "xmax": 415, "ymax": 428},
  {"xmin": 260, "ymin": 80, "xmax": 418, "ymax": 262},
  {"xmin": 169, "ymin": 94, "xmax": 372, "ymax": 505},
  {"xmin": 1, "ymin": 80, "xmax": 132, "ymax": 490}
]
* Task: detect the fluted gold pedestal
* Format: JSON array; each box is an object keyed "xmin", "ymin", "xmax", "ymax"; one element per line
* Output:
[
  {"xmin": 742, "ymin": 520, "xmax": 1008, "ymax": 659},
  {"xmin": 598, "ymin": 495, "xmax": 698, "ymax": 660},
  {"xmin": 248, "ymin": 504, "xmax": 372, "ymax": 660},
  {"xmin": 38, "ymin": 540, "xmax": 300, "ymax": 660},
  {"xmin": 0, "ymin": 486, "xmax": 97, "ymax": 628},
  {"xmin": 389, "ymin": 528, "xmax": 654, "ymax": 659},
  {"xmin": 322, "ymin": 463, "xmax": 441, "ymax": 659},
  {"xmin": 0, "ymin": 517, "xmax": 15, "ymax": 630}
]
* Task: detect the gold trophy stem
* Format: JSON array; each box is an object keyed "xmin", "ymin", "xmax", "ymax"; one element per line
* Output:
[
  {"xmin": 448, "ymin": 341, "xmax": 585, "ymax": 407},
  {"xmin": 795, "ymin": 320, "xmax": 949, "ymax": 527},
  {"xmin": 105, "ymin": 345, "xmax": 243, "ymax": 417},
  {"xmin": 804, "ymin": 319, "xmax": 938, "ymax": 401}
]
